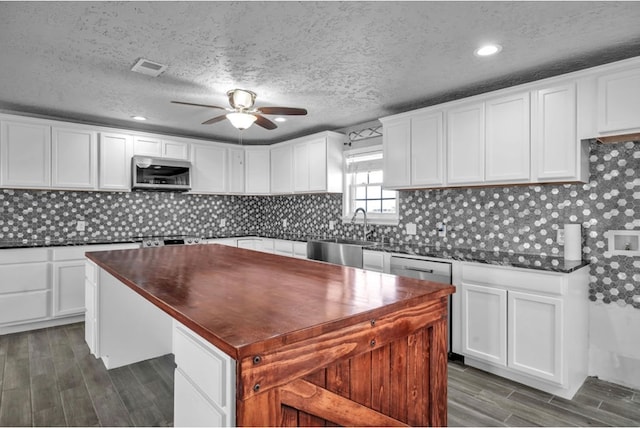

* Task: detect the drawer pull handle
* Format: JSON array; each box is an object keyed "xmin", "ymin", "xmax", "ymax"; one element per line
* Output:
[{"xmin": 403, "ymin": 266, "xmax": 434, "ymax": 274}]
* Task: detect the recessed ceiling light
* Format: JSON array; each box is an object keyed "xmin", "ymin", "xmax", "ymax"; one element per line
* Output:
[
  {"xmin": 131, "ymin": 115, "xmax": 147, "ymax": 121},
  {"xmin": 274, "ymin": 117, "xmax": 287, "ymax": 123},
  {"xmin": 475, "ymin": 44, "xmax": 502, "ymax": 57}
]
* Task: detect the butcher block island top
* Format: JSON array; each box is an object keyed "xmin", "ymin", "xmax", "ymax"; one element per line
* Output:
[{"xmin": 86, "ymin": 244, "xmax": 455, "ymax": 427}]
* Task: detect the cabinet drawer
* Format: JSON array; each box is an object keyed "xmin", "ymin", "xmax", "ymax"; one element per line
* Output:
[
  {"xmin": 0, "ymin": 247, "xmax": 48, "ymax": 264},
  {"xmin": 174, "ymin": 369, "xmax": 228, "ymax": 427},
  {"xmin": 0, "ymin": 290, "xmax": 49, "ymax": 324},
  {"xmin": 0, "ymin": 262, "xmax": 48, "ymax": 293},
  {"xmin": 461, "ymin": 263, "xmax": 565, "ymax": 295},
  {"xmin": 173, "ymin": 323, "xmax": 234, "ymax": 409}
]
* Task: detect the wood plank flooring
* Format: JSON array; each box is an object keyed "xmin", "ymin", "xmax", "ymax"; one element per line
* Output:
[{"xmin": 1, "ymin": 323, "xmax": 639, "ymax": 427}]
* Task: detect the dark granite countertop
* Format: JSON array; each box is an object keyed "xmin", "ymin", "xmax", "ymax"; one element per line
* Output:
[{"xmin": 1, "ymin": 232, "xmax": 589, "ymax": 273}]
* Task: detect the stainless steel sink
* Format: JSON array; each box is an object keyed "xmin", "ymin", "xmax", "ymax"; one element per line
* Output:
[{"xmin": 307, "ymin": 238, "xmax": 380, "ymax": 268}]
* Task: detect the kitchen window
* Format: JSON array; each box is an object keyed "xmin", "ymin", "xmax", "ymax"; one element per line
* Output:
[{"xmin": 343, "ymin": 146, "xmax": 398, "ymax": 225}]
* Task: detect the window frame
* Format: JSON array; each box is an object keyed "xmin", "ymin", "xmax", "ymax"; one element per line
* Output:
[{"xmin": 342, "ymin": 145, "xmax": 399, "ymax": 225}]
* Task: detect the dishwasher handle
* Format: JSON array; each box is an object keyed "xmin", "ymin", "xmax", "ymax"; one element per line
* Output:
[{"xmin": 399, "ymin": 266, "xmax": 434, "ymax": 274}]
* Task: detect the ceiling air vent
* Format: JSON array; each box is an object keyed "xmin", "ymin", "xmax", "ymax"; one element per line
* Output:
[{"xmin": 131, "ymin": 58, "xmax": 167, "ymax": 77}]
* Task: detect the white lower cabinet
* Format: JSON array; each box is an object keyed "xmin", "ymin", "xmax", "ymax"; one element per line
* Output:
[
  {"xmin": 362, "ymin": 250, "xmax": 385, "ymax": 272},
  {"xmin": 508, "ymin": 290, "xmax": 563, "ymax": 384},
  {"xmin": 52, "ymin": 260, "xmax": 86, "ymax": 317},
  {"xmin": 459, "ymin": 262, "xmax": 587, "ymax": 399},
  {"xmin": 0, "ymin": 248, "xmax": 50, "ymax": 328},
  {"xmin": 173, "ymin": 321, "xmax": 235, "ymax": 427},
  {"xmin": 461, "ymin": 283, "xmax": 507, "ymax": 366}
]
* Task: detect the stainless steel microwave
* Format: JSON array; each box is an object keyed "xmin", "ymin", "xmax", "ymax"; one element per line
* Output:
[{"xmin": 131, "ymin": 156, "xmax": 192, "ymax": 191}]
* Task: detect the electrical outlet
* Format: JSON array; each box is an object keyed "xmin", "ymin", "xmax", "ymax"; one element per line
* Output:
[
  {"xmin": 437, "ymin": 222, "xmax": 447, "ymax": 237},
  {"xmin": 406, "ymin": 223, "xmax": 417, "ymax": 235},
  {"xmin": 76, "ymin": 220, "xmax": 85, "ymax": 232},
  {"xmin": 219, "ymin": 219, "xmax": 226, "ymax": 227},
  {"xmin": 329, "ymin": 221, "xmax": 335, "ymax": 230},
  {"xmin": 557, "ymin": 228, "xmax": 565, "ymax": 245},
  {"xmin": 282, "ymin": 219, "xmax": 288, "ymax": 228}
]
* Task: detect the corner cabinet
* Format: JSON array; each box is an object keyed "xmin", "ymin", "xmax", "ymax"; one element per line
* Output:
[
  {"xmin": 271, "ymin": 131, "xmax": 344, "ymax": 194},
  {"xmin": 244, "ymin": 147, "xmax": 270, "ymax": 194},
  {"xmin": 381, "ymin": 110, "xmax": 445, "ymax": 189},
  {"xmin": 459, "ymin": 262, "xmax": 588, "ymax": 399}
]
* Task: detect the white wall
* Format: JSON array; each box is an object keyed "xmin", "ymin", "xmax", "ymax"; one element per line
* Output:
[{"xmin": 588, "ymin": 302, "xmax": 640, "ymax": 390}]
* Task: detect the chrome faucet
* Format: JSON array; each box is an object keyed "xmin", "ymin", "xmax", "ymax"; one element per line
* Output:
[{"xmin": 351, "ymin": 208, "xmax": 373, "ymax": 241}]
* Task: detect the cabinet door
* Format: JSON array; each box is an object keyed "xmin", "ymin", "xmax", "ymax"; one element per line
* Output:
[
  {"xmin": 382, "ymin": 118, "xmax": 411, "ymax": 187},
  {"xmin": 534, "ymin": 84, "xmax": 578, "ymax": 180},
  {"xmin": 308, "ymin": 138, "xmax": 328, "ymax": 191},
  {"xmin": 52, "ymin": 260, "xmax": 86, "ymax": 317},
  {"xmin": 52, "ymin": 127, "xmax": 98, "ymax": 189},
  {"xmin": 245, "ymin": 148, "xmax": 270, "ymax": 194},
  {"xmin": 362, "ymin": 250, "xmax": 385, "ymax": 272},
  {"xmin": 508, "ymin": 291, "xmax": 564, "ymax": 385},
  {"xmin": 411, "ymin": 111, "xmax": 445, "ymax": 186},
  {"xmin": 293, "ymin": 142, "xmax": 310, "ymax": 192},
  {"xmin": 447, "ymin": 103, "xmax": 485, "ymax": 184},
  {"xmin": 461, "ymin": 283, "xmax": 507, "ymax": 366},
  {"xmin": 485, "ymin": 93, "xmax": 530, "ymax": 183},
  {"xmin": 163, "ymin": 140, "xmax": 190, "ymax": 160},
  {"xmin": 133, "ymin": 136, "xmax": 162, "ymax": 157},
  {"xmin": 191, "ymin": 144, "xmax": 227, "ymax": 193},
  {"xmin": 99, "ymin": 132, "xmax": 133, "ymax": 190},
  {"xmin": 597, "ymin": 67, "xmax": 640, "ymax": 133},
  {"xmin": 270, "ymin": 144, "xmax": 293, "ymax": 194},
  {"xmin": 0, "ymin": 120, "xmax": 51, "ymax": 188},
  {"xmin": 228, "ymin": 147, "xmax": 245, "ymax": 193}
]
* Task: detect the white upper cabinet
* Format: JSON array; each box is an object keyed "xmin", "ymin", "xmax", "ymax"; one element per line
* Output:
[
  {"xmin": 597, "ymin": 66, "xmax": 640, "ymax": 133},
  {"xmin": 485, "ymin": 93, "xmax": 530, "ymax": 183},
  {"xmin": 227, "ymin": 147, "xmax": 245, "ymax": 194},
  {"xmin": 51, "ymin": 126, "xmax": 98, "ymax": 189},
  {"xmin": 99, "ymin": 132, "xmax": 133, "ymax": 191},
  {"xmin": 411, "ymin": 111, "xmax": 445, "ymax": 187},
  {"xmin": 190, "ymin": 143, "xmax": 227, "ymax": 194},
  {"xmin": 0, "ymin": 119, "xmax": 51, "ymax": 188},
  {"xmin": 382, "ymin": 117, "xmax": 411, "ymax": 187},
  {"xmin": 133, "ymin": 136, "xmax": 189, "ymax": 160},
  {"xmin": 291, "ymin": 132, "xmax": 343, "ymax": 193},
  {"xmin": 447, "ymin": 102, "xmax": 485, "ymax": 185},
  {"xmin": 270, "ymin": 143, "xmax": 293, "ymax": 194},
  {"xmin": 244, "ymin": 147, "xmax": 270, "ymax": 194},
  {"xmin": 532, "ymin": 83, "xmax": 588, "ymax": 182},
  {"xmin": 381, "ymin": 110, "xmax": 445, "ymax": 189}
]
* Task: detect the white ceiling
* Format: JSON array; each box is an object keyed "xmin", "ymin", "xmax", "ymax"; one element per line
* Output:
[{"xmin": 1, "ymin": 1, "xmax": 640, "ymax": 145}]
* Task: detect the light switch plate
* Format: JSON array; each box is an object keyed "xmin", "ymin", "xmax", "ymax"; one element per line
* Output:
[
  {"xmin": 219, "ymin": 219, "xmax": 226, "ymax": 227},
  {"xmin": 406, "ymin": 223, "xmax": 417, "ymax": 235},
  {"xmin": 282, "ymin": 219, "xmax": 288, "ymax": 228},
  {"xmin": 76, "ymin": 220, "xmax": 85, "ymax": 232},
  {"xmin": 329, "ymin": 221, "xmax": 335, "ymax": 230}
]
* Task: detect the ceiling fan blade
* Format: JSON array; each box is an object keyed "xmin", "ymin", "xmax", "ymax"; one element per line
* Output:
[
  {"xmin": 258, "ymin": 107, "xmax": 308, "ymax": 116},
  {"xmin": 201, "ymin": 115, "xmax": 228, "ymax": 125},
  {"xmin": 171, "ymin": 101, "xmax": 227, "ymax": 110},
  {"xmin": 253, "ymin": 114, "xmax": 277, "ymax": 130}
]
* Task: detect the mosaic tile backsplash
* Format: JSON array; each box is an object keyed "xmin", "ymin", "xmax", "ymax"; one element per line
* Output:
[{"xmin": 0, "ymin": 141, "xmax": 638, "ymax": 307}]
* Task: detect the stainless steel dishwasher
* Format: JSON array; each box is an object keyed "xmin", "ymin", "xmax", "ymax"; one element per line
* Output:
[{"xmin": 390, "ymin": 255, "xmax": 458, "ymax": 359}]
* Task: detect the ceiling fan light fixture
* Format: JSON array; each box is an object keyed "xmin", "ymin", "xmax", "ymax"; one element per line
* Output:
[
  {"xmin": 228, "ymin": 89, "xmax": 256, "ymax": 109},
  {"xmin": 227, "ymin": 112, "xmax": 257, "ymax": 130}
]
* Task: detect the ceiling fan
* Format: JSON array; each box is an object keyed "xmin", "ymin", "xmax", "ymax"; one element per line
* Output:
[{"xmin": 171, "ymin": 89, "xmax": 307, "ymax": 130}]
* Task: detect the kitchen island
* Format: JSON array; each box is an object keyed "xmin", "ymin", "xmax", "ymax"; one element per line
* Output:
[{"xmin": 85, "ymin": 244, "xmax": 454, "ymax": 427}]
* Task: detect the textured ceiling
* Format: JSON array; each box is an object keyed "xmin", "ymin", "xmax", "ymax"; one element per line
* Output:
[{"xmin": 1, "ymin": 1, "xmax": 640, "ymax": 145}]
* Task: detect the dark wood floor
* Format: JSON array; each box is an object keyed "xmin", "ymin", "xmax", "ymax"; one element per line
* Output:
[{"xmin": 1, "ymin": 323, "xmax": 639, "ymax": 427}]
